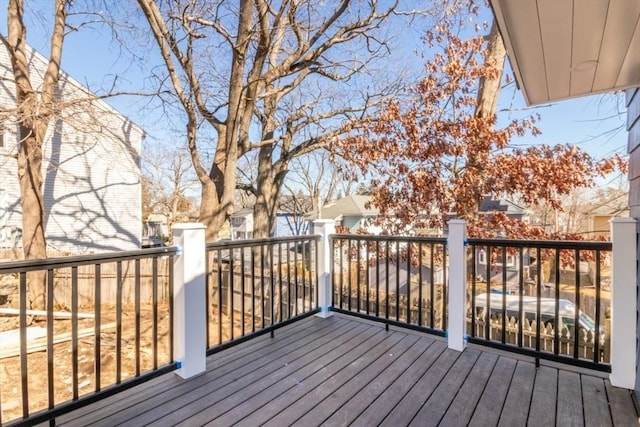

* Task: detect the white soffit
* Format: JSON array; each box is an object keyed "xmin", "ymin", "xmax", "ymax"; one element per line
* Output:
[{"xmin": 490, "ymin": 0, "xmax": 640, "ymax": 106}]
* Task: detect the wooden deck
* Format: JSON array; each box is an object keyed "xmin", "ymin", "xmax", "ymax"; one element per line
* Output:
[{"xmin": 45, "ymin": 314, "xmax": 637, "ymax": 426}]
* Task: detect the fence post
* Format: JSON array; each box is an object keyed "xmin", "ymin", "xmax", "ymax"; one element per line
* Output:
[
  {"xmin": 447, "ymin": 219, "xmax": 467, "ymax": 352},
  {"xmin": 313, "ymin": 219, "xmax": 335, "ymax": 318},
  {"xmin": 173, "ymin": 223, "xmax": 207, "ymax": 379},
  {"xmin": 610, "ymin": 217, "xmax": 637, "ymax": 389}
]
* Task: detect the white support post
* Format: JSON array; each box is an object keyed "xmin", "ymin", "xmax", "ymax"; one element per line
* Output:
[
  {"xmin": 447, "ymin": 219, "xmax": 467, "ymax": 352},
  {"xmin": 173, "ymin": 223, "xmax": 207, "ymax": 379},
  {"xmin": 610, "ymin": 217, "xmax": 637, "ymax": 389},
  {"xmin": 313, "ymin": 219, "xmax": 335, "ymax": 318}
]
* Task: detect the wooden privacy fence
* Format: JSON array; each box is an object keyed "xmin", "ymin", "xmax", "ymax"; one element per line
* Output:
[
  {"xmin": 0, "ymin": 258, "xmax": 172, "ymax": 307},
  {"xmin": 49, "ymin": 258, "xmax": 172, "ymax": 307},
  {"xmin": 334, "ymin": 286, "xmax": 446, "ymax": 331},
  {"xmin": 208, "ymin": 262, "xmax": 315, "ymax": 324}
]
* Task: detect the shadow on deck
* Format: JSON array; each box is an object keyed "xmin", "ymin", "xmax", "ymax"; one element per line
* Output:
[{"xmin": 44, "ymin": 314, "xmax": 638, "ymax": 426}]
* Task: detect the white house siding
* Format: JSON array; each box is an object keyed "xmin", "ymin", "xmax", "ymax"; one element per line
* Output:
[
  {"xmin": 625, "ymin": 88, "xmax": 640, "ymax": 402},
  {"xmin": 0, "ymin": 45, "xmax": 143, "ymax": 253}
]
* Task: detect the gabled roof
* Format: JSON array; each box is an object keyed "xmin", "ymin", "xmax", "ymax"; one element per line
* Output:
[
  {"xmin": 478, "ymin": 196, "xmax": 529, "ymax": 216},
  {"xmin": 308, "ymin": 195, "xmax": 379, "ymax": 220},
  {"xmin": 585, "ymin": 192, "xmax": 629, "ymax": 217},
  {"xmin": 230, "ymin": 208, "xmax": 254, "ymax": 218},
  {"xmin": 490, "ymin": 0, "xmax": 640, "ymax": 105},
  {"xmin": 0, "ymin": 44, "xmax": 145, "ymax": 137}
]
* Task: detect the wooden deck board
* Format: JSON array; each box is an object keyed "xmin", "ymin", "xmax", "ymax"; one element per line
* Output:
[
  {"xmin": 498, "ymin": 360, "xmax": 537, "ymax": 426},
  {"xmin": 527, "ymin": 365, "xmax": 558, "ymax": 427},
  {"xmin": 349, "ymin": 339, "xmax": 447, "ymax": 427},
  {"xmin": 38, "ymin": 314, "xmax": 637, "ymax": 427},
  {"xmin": 605, "ymin": 380, "xmax": 639, "ymax": 426},
  {"xmin": 55, "ymin": 314, "xmax": 334, "ymax": 425},
  {"xmin": 438, "ymin": 351, "xmax": 499, "ymax": 427},
  {"xmin": 59, "ymin": 315, "xmax": 350, "ymax": 426},
  {"xmin": 322, "ymin": 336, "xmax": 435, "ymax": 427},
  {"xmin": 290, "ymin": 334, "xmax": 422, "ymax": 426},
  {"xmin": 259, "ymin": 328, "xmax": 406, "ymax": 427},
  {"xmin": 216, "ymin": 323, "xmax": 391, "ymax": 427},
  {"xmin": 378, "ymin": 345, "xmax": 461, "ymax": 426},
  {"xmin": 467, "ymin": 356, "xmax": 517, "ymax": 427},
  {"xmin": 114, "ymin": 317, "xmax": 365, "ymax": 427},
  {"xmin": 408, "ymin": 347, "xmax": 482, "ymax": 426},
  {"xmin": 174, "ymin": 322, "xmax": 387, "ymax": 426},
  {"xmin": 556, "ymin": 370, "xmax": 585, "ymax": 426},
  {"xmin": 581, "ymin": 375, "xmax": 613, "ymax": 426}
]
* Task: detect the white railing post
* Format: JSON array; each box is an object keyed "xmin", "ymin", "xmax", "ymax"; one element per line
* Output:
[
  {"xmin": 610, "ymin": 217, "xmax": 637, "ymax": 389},
  {"xmin": 313, "ymin": 219, "xmax": 335, "ymax": 318},
  {"xmin": 172, "ymin": 223, "xmax": 207, "ymax": 379},
  {"xmin": 447, "ymin": 219, "xmax": 467, "ymax": 352}
]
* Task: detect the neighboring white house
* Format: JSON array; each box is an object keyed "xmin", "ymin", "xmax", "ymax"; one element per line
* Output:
[
  {"xmin": 0, "ymin": 45, "xmax": 144, "ymax": 253},
  {"xmin": 307, "ymin": 195, "xmax": 382, "ymax": 234},
  {"xmin": 230, "ymin": 208, "xmax": 254, "ymax": 240}
]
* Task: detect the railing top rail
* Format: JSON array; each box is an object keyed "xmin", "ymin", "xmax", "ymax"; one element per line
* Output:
[
  {"xmin": 0, "ymin": 246, "xmax": 178, "ymax": 273},
  {"xmin": 330, "ymin": 234, "xmax": 447, "ymax": 244},
  {"xmin": 467, "ymin": 237, "xmax": 612, "ymax": 250},
  {"xmin": 206, "ymin": 234, "xmax": 321, "ymax": 249}
]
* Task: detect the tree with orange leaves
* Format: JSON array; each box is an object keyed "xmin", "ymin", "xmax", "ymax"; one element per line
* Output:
[{"xmin": 337, "ymin": 11, "xmax": 626, "ymax": 239}]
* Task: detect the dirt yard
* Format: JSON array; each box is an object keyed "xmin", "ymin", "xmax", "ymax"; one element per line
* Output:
[
  {"xmin": 0, "ymin": 303, "xmax": 172, "ymax": 423},
  {"xmin": 0, "ymin": 301, "xmax": 263, "ymax": 424}
]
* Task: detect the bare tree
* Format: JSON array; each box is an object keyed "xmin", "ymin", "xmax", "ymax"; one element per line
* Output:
[
  {"xmin": 246, "ymin": 1, "xmax": 412, "ymax": 238},
  {"xmin": 136, "ymin": 0, "xmax": 440, "ymax": 240},
  {"xmin": 142, "ymin": 142, "xmax": 198, "ymax": 227},
  {"xmin": 283, "ymin": 151, "xmax": 356, "ymax": 215},
  {"xmin": 0, "ymin": 0, "xmax": 69, "ymax": 308},
  {"xmin": 137, "ymin": 0, "xmax": 256, "ymax": 242}
]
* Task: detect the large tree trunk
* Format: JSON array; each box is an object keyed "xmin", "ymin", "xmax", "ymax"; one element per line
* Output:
[
  {"xmin": 253, "ymin": 147, "xmax": 281, "ymax": 239},
  {"xmin": 4, "ymin": 0, "xmax": 68, "ymax": 309},
  {"xmin": 475, "ymin": 22, "xmax": 506, "ymax": 120},
  {"xmin": 461, "ymin": 20, "xmax": 506, "ymax": 220},
  {"xmin": 18, "ymin": 126, "xmax": 48, "ymax": 309},
  {"xmin": 199, "ymin": 181, "xmax": 225, "ymax": 242}
]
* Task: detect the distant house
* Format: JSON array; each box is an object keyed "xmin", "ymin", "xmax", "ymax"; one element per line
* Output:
[
  {"xmin": 230, "ymin": 195, "xmax": 314, "ymax": 239},
  {"xmin": 474, "ymin": 247, "xmax": 532, "ymax": 288},
  {"xmin": 142, "ymin": 214, "xmax": 168, "ymax": 248},
  {"xmin": 478, "ymin": 196, "xmax": 530, "ymax": 222},
  {"xmin": 584, "ymin": 193, "xmax": 629, "ymax": 239},
  {"xmin": 230, "ymin": 208, "xmax": 254, "ymax": 240},
  {"xmin": 475, "ymin": 196, "xmax": 532, "ymax": 285},
  {"xmin": 0, "ymin": 45, "xmax": 144, "ymax": 253},
  {"xmin": 367, "ymin": 262, "xmax": 444, "ymax": 295},
  {"xmin": 307, "ymin": 195, "xmax": 381, "ymax": 234},
  {"xmin": 277, "ymin": 194, "xmax": 314, "ymax": 236}
]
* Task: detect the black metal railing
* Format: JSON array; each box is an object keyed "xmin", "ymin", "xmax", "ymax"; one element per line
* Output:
[
  {"xmin": 0, "ymin": 247, "xmax": 177, "ymax": 426},
  {"xmin": 467, "ymin": 238, "xmax": 612, "ymax": 372},
  {"xmin": 330, "ymin": 234, "xmax": 448, "ymax": 336},
  {"xmin": 205, "ymin": 235, "xmax": 320, "ymax": 354}
]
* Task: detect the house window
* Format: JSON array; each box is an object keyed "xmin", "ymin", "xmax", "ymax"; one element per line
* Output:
[
  {"xmin": 231, "ymin": 217, "xmax": 244, "ymax": 226},
  {"xmin": 478, "ymin": 250, "xmax": 515, "ymax": 267}
]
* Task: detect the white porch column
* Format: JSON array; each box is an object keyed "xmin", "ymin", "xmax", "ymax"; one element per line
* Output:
[
  {"xmin": 173, "ymin": 223, "xmax": 207, "ymax": 379},
  {"xmin": 313, "ymin": 219, "xmax": 336, "ymax": 318},
  {"xmin": 610, "ymin": 217, "xmax": 637, "ymax": 389},
  {"xmin": 447, "ymin": 219, "xmax": 467, "ymax": 352}
]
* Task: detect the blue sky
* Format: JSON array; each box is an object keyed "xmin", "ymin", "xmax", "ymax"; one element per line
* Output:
[{"xmin": 1, "ymin": 4, "xmax": 629, "ymax": 187}]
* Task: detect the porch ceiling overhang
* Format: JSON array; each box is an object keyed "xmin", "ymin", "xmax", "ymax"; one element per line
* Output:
[{"xmin": 490, "ymin": 0, "xmax": 640, "ymax": 106}]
